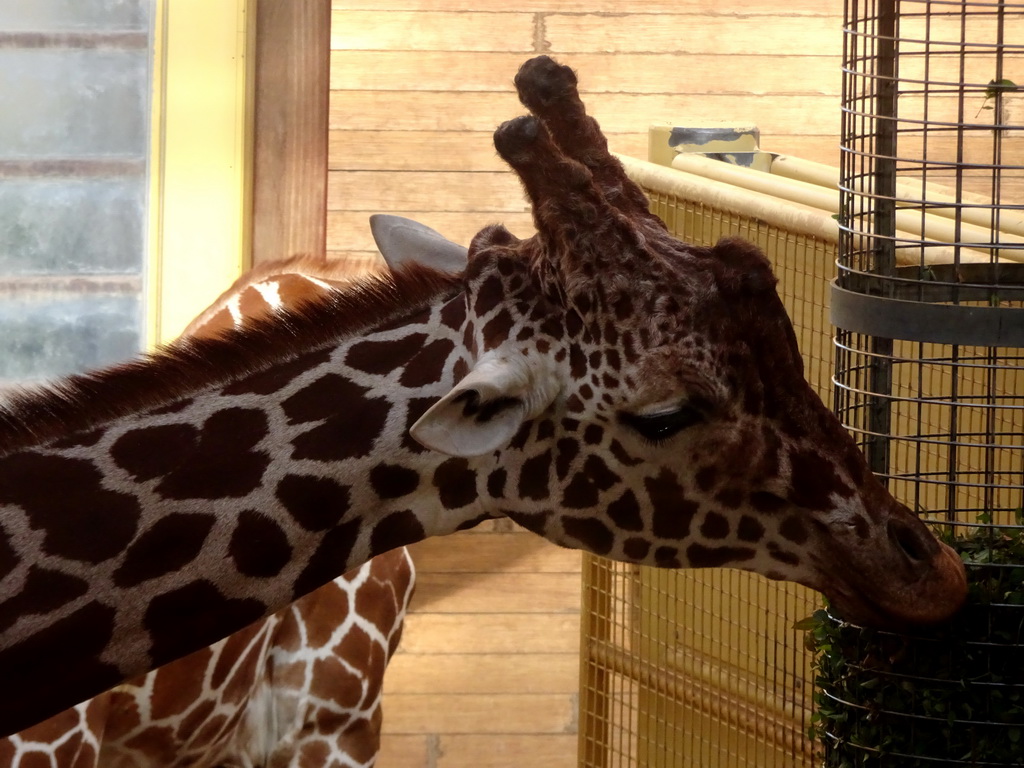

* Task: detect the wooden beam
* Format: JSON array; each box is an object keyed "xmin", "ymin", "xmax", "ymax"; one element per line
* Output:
[{"xmin": 251, "ymin": 0, "xmax": 330, "ymax": 265}]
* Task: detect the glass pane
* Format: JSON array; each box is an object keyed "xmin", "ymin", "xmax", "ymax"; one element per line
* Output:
[
  {"xmin": 0, "ymin": 3, "xmax": 153, "ymax": 385},
  {"xmin": 0, "ymin": 50, "xmax": 150, "ymax": 157},
  {"xmin": 0, "ymin": 1, "xmax": 149, "ymax": 32},
  {"xmin": 0, "ymin": 179, "xmax": 145, "ymax": 274},
  {"xmin": 0, "ymin": 294, "xmax": 140, "ymax": 384}
]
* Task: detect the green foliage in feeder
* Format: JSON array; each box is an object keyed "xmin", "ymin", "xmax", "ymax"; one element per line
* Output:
[{"xmin": 803, "ymin": 517, "xmax": 1024, "ymax": 767}]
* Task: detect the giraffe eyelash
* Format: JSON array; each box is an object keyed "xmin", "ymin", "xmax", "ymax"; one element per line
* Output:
[{"xmin": 619, "ymin": 403, "xmax": 706, "ymax": 443}]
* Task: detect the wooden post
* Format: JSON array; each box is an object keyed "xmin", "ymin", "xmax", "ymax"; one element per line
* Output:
[{"xmin": 251, "ymin": 0, "xmax": 331, "ymax": 265}]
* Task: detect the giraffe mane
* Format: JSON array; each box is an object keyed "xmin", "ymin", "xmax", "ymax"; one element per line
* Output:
[{"xmin": 0, "ymin": 263, "xmax": 462, "ymax": 456}]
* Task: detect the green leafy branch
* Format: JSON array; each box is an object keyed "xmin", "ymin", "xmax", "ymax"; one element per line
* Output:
[
  {"xmin": 976, "ymin": 78, "xmax": 1019, "ymax": 118},
  {"xmin": 801, "ymin": 512, "xmax": 1024, "ymax": 766}
]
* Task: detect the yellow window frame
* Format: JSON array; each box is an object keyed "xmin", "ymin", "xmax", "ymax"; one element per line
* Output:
[{"xmin": 147, "ymin": 0, "xmax": 255, "ymax": 347}]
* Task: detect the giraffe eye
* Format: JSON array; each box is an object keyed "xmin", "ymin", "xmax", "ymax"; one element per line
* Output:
[{"xmin": 621, "ymin": 405, "xmax": 705, "ymax": 443}]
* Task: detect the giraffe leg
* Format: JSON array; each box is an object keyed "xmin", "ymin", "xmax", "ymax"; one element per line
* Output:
[{"xmin": 513, "ymin": 55, "xmax": 656, "ymax": 219}]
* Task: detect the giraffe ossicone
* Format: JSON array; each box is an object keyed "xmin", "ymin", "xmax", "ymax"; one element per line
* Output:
[{"xmin": 0, "ymin": 55, "xmax": 966, "ymax": 738}]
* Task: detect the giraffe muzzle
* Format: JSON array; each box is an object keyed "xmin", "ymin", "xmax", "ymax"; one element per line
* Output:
[{"xmin": 824, "ymin": 524, "xmax": 967, "ymax": 629}]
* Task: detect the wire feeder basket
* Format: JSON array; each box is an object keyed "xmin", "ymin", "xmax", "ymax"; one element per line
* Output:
[{"xmin": 822, "ymin": 0, "xmax": 1024, "ymax": 764}]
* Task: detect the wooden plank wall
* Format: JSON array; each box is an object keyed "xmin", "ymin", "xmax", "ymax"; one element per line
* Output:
[{"xmin": 327, "ymin": 2, "xmax": 844, "ymax": 766}]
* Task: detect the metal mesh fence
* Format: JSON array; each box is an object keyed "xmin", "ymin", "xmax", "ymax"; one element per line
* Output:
[
  {"xmin": 835, "ymin": 0, "xmax": 1024, "ymax": 524},
  {"xmin": 821, "ymin": 2, "xmax": 1024, "ymax": 765}
]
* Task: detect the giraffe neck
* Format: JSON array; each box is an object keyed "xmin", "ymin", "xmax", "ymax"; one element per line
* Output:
[
  {"xmin": 0, "ymin": 266, "xmax": 474, "ymax": 736},
  {"xmin": 0, "ymin": 257, "xmax": 416, "ymax": 765}
]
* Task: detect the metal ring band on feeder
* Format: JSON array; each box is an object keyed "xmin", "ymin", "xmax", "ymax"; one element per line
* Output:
[{"xmin": 830, "ymin": 282, "xmax": 1024, "ymax": 347}]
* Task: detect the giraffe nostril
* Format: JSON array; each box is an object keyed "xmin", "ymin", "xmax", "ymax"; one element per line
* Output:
[{"xmin": 888, "ymin": 519, "xmax": 929, "ymax": 564}]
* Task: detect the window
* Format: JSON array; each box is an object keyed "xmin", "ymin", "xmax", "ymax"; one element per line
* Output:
[
  {"xmin": 0, "ymin": 0, "xmax": 252, "ymax": 387},
  {"xmin": 0, "ymin": 0, "xmax": 153, "ymax": 384}
]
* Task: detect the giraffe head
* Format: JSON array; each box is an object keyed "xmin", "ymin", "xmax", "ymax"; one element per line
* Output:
[{"xmin": 411, "ymin": 56, "xmax": 966, "ymax": 629}]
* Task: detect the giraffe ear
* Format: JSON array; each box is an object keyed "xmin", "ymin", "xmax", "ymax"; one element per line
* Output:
[
  {"xmin": 369, "ymin": 214, "xmax": 469, "ymax": 274},
  {"xmin": 411, "ymin": 356, "xmax": 550, "ymax": 457}
]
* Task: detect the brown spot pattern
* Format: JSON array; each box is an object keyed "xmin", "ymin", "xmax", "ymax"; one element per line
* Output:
[
  {"xmin": 18, "ymin": 707, "xmax": 81, "ymax": 742},
  {"xmin": 646, "ymin": 469, "xmax": 697, "ymax": 540},
  {"xmin": 507, "ymin": 509, "xmax": 552, "ymax": 537},
  {"xmin": 716, "ymin": 488, "xmax": 744, "ymax": 509},
  {"xmin": 114, "ymin": 513, "xmax": 216, "ymax": 588},
  {"xmin": 290, "ymin": 397, "xmax": 389, "ymax": 462},
  {"xmin": 696, "ymin": 466, "xmax": 717, "ymax": 492},
  {"xmin": 750, "ymin": 491, "xmax": 787, "ymax": 513},
  {"xmin": 482, "ymin": 310, "xmax": 515, "ymax": 349},
  {"xmin": 229, "ymin": 510, "xmax": 292, "ymax": 577},
  {"xmin": 789, "ymin": 449, "xmax": 851, "ymax": 509},
  {"xmin": 222, "ymin": 630, "xmax": 266, "ymax": 705},
  {"xmin": 0, "ymin": 566, "xmax": 88, "ymax": 633},
  {"xmin": 282, "ymin": 374, "xmax": 368, "ymax": 424},
  {"xmin": 623, "ymin": 538, "xmax": 651, "ymax": 560},
  {"xmin": 0, "ymin": 601, "xmax": 121, "ymax": 738},
  {"xmin": 150, "ymin": 645, "xmax": 212, "ymax": 719},
  {"xmin": 487, "ymin": 468, "xmax": 507, "ymax": 498},
  {"xmin": 276, "ymin": 474, "xmax": 351, "ymax": 531},
  {"xmin": 301, "ymin": 581, "xmax": 351, "ymax": 649},
  {"xmin": 569, "ymin": 347, "xmax": 587, "ymax": 379},
  {"xmin": 609, "ymin": 439, "xmax": 643, "ymax": 467},
  {"xmin": 779, "ymin": 515, "xmax": 809, "ymax": 544},
  {"xmin": 0, "ymin": 453, "xmax": 139, "ymax": 563},
  {"xmin": 144, "ymin": 582, "xmax": 267, "ymax": 668},
  {"xmin": 311, "ymin": 656, "xmax": 363, "ymax": 712},
  {"xmin": 400, "ymin": 338, "xmax": 456, "ymax": 388},
  {"xmin": 292, "ymin": 518, "xmax": 363, "ymax": 599},
  {"xmin": 52, "ymin": 731, "xmax": 87, "ymax": 767},
  {"xmin": 769, "ymin": 547, "xmax": 800, "ymax": 566},
  {"xmin": 111, "ymin": 423, "xmax": 199, "ymax": 481},
  {"xmin": 554, "ymin": 438, "xmax": 579, "ymax": 480},
  {"xmin": 370, "ymin": 510, "xmax": 426, "ymax": 556},
  {"xmin": 700, "ymin": 512, "xmax": 730, "ymax": 540},
  {"xmin": 0, "ymin": 532, "xmax": 18, "ymax": 585},
  {"xmin": 346, "ymin": 334, "xmax": 428, "ymax": 376},
  {"xmin": 607, "ymin": 489, "xmax": 644, "ymax": 531},
  {"xmin": 737, "ymin": 515, "xmax": 766, "ymax": 542},
  {"xmin": 687, "ymin": 544, "xmax": 755, "ymax": 568},
  {"xmin": 433, "ymin": 458, "xmax": 478, "ymax": 509},
  {"xmin": 113, "ymin": 409, "xmax": 269, "ymax": 500},
  {"xmin": 562, "ymin": 516, "xmax": 614, "ymax": 555},
  {"xmin": 209, "ymin": 622, "xmax": 264, "ymax": 689},
  {"xmin": 518, "ymin": 450, "xmax": 552, "ymax": 500},
  {"xmin": 440, "ymin": 294, "xmax": 468, "ymax": 329},
  {"xmin": 370, "ymin": 463, "xmax": 420, "ymax": 499},
  {"xmin": 562, "ymin": 455, "xmax": 620, "ymax": 509},
  {"xmin": 473, "ymin": 275, "xmax": 505, "ymax": 316},
  {"xmin": 655, "ymin": 546, "xmax": 682, "ymax": 568}
]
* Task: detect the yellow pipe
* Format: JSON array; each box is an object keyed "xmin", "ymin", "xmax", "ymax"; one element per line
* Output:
[
  {"xmin": 620, "ymin": 155, "xmax": 993, "ymax": 266},
  {"xmin": 671, "ymin": 153, "xmax": 1022, "ymax": 264},
  {"xmin": 771, "ymin": 154, "xmax": 1024, "ymax": 241}
]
